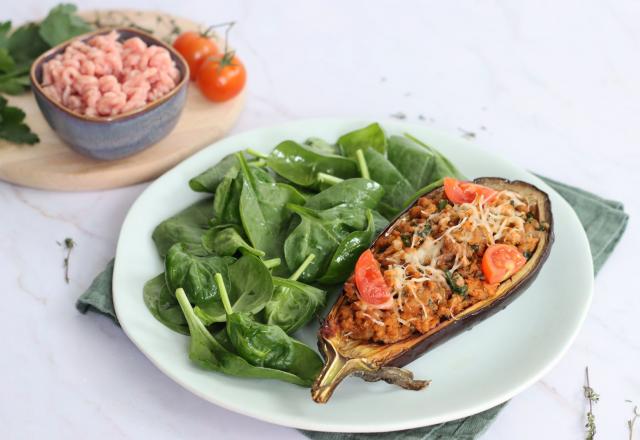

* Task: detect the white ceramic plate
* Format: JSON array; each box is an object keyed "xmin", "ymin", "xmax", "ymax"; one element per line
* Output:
[{"xmin": 113, "ymin": 119, "xmax": 593, "ymax": 432}]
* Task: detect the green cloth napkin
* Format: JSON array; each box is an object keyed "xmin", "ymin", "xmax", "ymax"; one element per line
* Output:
[{"xmin": 76, "ymin": 177, "xmax": 628, "ymax": 440}]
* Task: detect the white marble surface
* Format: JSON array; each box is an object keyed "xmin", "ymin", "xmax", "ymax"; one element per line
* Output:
[{"xmin": 2, "ymin": 1, "xmax": 639, "ymax": 438}]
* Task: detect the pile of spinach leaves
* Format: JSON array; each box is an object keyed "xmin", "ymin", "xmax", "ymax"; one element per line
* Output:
[{"xmin": 144, "ymin": 122, "xmax": 463, "ymax": 387}]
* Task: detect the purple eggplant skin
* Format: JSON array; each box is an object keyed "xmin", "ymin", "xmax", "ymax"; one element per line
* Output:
[{"xmin": 312, "ymin": 177, "xmax": 554, "ymax": 403}]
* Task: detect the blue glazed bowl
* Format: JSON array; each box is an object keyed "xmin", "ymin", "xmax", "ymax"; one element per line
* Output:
[{"xmin": 30, "ymin": 28, "xmax": 190, "ymax": 160}]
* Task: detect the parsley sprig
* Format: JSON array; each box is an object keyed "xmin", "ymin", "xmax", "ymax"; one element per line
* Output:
[{"xmin": 0, "ymin": 4, "xmax": 92, "ymax": 145}]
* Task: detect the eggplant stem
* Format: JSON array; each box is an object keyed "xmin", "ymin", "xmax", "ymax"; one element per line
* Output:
[
  {"xmin": 311, "ymin": 338, "xmax": 430, "ymax": 403},
  {"xmin": 354, "ymin": 367, "xmax": 430, "ymax": 390}
]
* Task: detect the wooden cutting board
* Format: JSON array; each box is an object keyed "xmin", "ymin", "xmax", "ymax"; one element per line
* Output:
[{"xmin": 0, "ymin": 10, "xmax": 245, "ymax": 191}]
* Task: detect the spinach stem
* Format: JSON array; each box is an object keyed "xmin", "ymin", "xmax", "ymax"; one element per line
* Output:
[
  {"xmin": 214, "ymin": 273, "xmax": 233, "ymax": 316},
  {"xmin": 355, "ymin": 149, "xmax": 370, "ymax": 179},
  {"xmin": 317, "ymin": 172, "xmax": 343, "ymax": 186},
  {"xmin": 245, "ymin": 148, "xmax": 269, "ymax": 159},
  {"xmin": 263, "ymin": 258, "xmax": 281, "ymax": 269},
  {"xmin": 289, "ymin": 254, "xmax": 316, "ymax": 281},
  {"xmin": 248, "ymin": 159, "xmax": 267, "ymax": 167}
]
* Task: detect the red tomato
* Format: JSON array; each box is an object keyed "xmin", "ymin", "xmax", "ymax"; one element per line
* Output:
[
  {"xmin": 196, "ymin": 53, "xmax": 246, "ymax": 102},
  {"xmin": 443, "ymin": 177, "xmax": 497, "ymax": 204},
  {"xmin": 482, "ymin": 244, "xmax": 527, "ymax": 284},
  {"xmin": 354, "ymin": 250, "xmax": 393, "ymax": 308},
  {"xmin": 173, "ymin": 31, "xmax": 219, "ymax": 80}
]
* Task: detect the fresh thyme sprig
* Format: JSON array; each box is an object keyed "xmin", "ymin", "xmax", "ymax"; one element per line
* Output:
[
  {"xmin": 629, "ymin": 404, "xmax": 639, "ymax": 440},
  {"xmin": 584, "ymin": 366, "xmax": 599, "ymax": 440},
  {"xmin": 57, "ymin": 238, "xmax": 75, "ymax": 284}
]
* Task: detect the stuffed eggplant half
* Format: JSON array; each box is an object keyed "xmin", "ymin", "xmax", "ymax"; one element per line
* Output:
[{"xmin": 311, "ymin": 177, "xmax": 554, "ymax": 403}]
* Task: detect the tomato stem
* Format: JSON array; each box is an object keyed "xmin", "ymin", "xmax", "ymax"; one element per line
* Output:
[{"xmin": 201, "ymin": 21, "xmax": 236, "ymax": 39}]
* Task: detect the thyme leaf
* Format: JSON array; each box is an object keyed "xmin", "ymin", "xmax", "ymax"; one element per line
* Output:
[
  {"xmin": 628, "ymin": 404, "xmax": 639, "ymax": 440},
  {"xmin": 57, "ymin": 237, "xmax": 75, "ymax": 283},
  {"xmin": 584, "ymin": 366, "xmax": 599, "ymax": 440}
]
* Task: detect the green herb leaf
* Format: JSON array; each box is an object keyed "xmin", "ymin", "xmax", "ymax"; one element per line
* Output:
[
  {"xmin": 0, "ymin": 48, "xmax": 16, "ymax": 72},
  {"xmin": 39, "ymin": 4, "xmax": 93, "ymax": 47},
  {"xmin": 7, "ymin": 22, "xmax": 49, "ymax": 65},
  {"xmin": 0, "ymin": 96, "xmax": 39, "ymax": 144}
]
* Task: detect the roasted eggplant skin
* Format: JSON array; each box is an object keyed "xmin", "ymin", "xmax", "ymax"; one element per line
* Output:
[{"xmin": 311, "ymin": 177, "xmax": 554, "ymax": 403}]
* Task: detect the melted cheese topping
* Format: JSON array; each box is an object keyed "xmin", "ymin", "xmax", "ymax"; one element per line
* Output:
[{"xmin": 383, "ymin": 190, "xmax": 530, "ymax": 311}]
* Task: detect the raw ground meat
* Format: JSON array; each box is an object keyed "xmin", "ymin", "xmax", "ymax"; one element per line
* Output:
[{"xmin": 41, "ymin": 31, "xmax": 180, "ymax": 117}]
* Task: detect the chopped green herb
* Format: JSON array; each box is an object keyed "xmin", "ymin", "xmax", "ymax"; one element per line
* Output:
[
  {"xmin": 537, "ymin": 223, "xmax": 547, "ymax": 232},
  {"xmin": 419, "ymin": 223, "xmax": 432, "ymax": 237},
  {"xmin": 444, "ymin": 270, "xmax": 468, "ymax": 297},
  {"xmin": 526, "ymin": 212, "xmax": 535, "ymax": 222},
  {"xmin": 401, "ymin": 234, "xmax": 412, "ymax": 248},
  {"xmin": 523, "ymin": 251, "xmax": 532, "ymax": 259},
  {"xmin": 437, "ymin": 199, "xmax": 448, "ymax": 211}
]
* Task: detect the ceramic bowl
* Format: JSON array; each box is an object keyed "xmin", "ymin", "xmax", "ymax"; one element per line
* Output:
[{"xmin": 30, "ymin": 28, "xmax": 189, "ymax": 160}]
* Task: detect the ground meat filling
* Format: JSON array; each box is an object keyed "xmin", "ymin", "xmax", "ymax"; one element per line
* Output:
[{"xmin": 336, "ymin": 188, "xmax": 544, "ymax": 344}]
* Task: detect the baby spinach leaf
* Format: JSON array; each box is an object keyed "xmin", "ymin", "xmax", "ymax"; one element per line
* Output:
[
  {"xmin": 175, "ymin": 288, "xmax": 315, "ymax": 387},
  {"xmin": 236, "ymin": 153, "xmax": 306, "ymax": 261},
  {"xmin": 189, "ymin": 154, "xmax": 239, "ymax": 193},
  {"xmin": 143, "ymin": 274, "xmax": 188, "ymax": 335},
  {"xmin": 304, "ymin": 137, "xmax": 340, "ymax": 155},
  {"xmin": 38, "ymin": 4, "xmax": 93, "ymax": 47},
  {"xmin": 194, "ymin": 254, "xmax": 273, "ymax": 324},
  {"xmin": 201, "ymin": 226, "xmax": 265, "ymax": 257},
  {"xmin": 165, "ymin": 243, "xmax": 235, "ymax": 305},
  {"xmin": 215, "ymin": 275, "xmax": 323, "ymax": 385},
  {"xmin": 404, "ymin": 133, "xmax": 465, "ymax": 180},
  {"xmin": 265, "ymin": 278, "xmax": 325, "ymax": 334},
  {"xmin": 337, "ymin": 122, "xmax": 387, "ymax": 157},
  {"xmin": 213, "ymin": 167, "xmax": 243, "ymax": 225},
  {"xmin": 304, "ymin": 178, "xmax": 384, "ymax": 210},
  {"xmin": 364, "ymin": 148, "xmax": 414, "ymax": 218},
  {"xmin": 267, "ymin": 140, "xmax": 358, "ymax": 187},
  {"xmin": 318, "ymin": 210, "xmax": 376, "ymax": 285},
  {"xmin": 284, "ymin": 203, "xmax": 369, "ymax": 282},
  {"xmin": 152, "ymin": 198, "xmax": 213, "ymax": 258},
  {"xmin": 387, "ymin": 135, "xmax": 439, "ymax": 189},
  {"xmin": 264, "ymin": 254, "xmax": 325, "ymax": 334}
]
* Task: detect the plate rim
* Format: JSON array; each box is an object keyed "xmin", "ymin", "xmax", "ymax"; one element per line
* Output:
[{"xmin": 113, "ymin": 117, "xmax": 594, "ymax": 432}]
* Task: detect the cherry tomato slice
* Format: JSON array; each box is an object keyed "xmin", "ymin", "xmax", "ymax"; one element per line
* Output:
[
  {"xmin": 173, "ymin": 31, "xmax": 219, "ymax": 80},
  {"xmin": 443, "ymin": 177, "xmax": 497, "ymax": 204},
  {"xmin": 482, "ymin": 244, "xmax": 527, "ymax": 284},
  {"xmin": 354, "ymin": 250, "xmax": 393, "ymax": 308}
]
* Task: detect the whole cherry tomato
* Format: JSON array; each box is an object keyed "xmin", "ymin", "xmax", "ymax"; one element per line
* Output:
[
  {"xmin": 196, "ymin": 52, "xmax": 246, "ymax": 102},
  {"xmin": 173, "ymin": 31, "xmax": 219, "ymax": 80}
]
